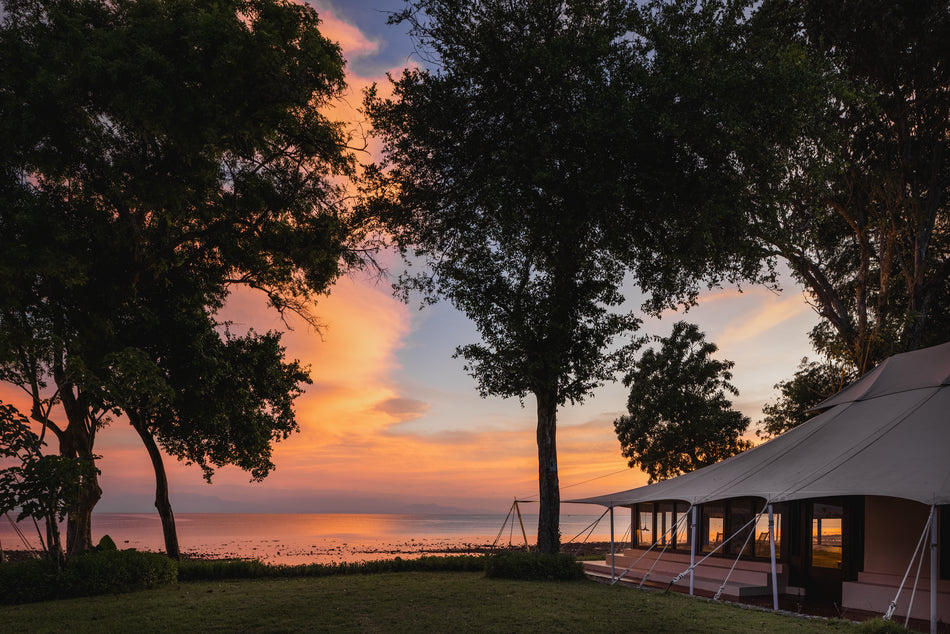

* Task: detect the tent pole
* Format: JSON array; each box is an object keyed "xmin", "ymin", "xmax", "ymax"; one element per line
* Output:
[
  {"xmin": 930, "ymin": 505, "xmax": 937, "ymax": 634},
  {"xmin": 690, "ymin": 506, "xmax": 698, "ymax": 596},
  {"xmin": 610, "ymin": 506, "xmax": 616, "ymax": 582},
  {"xmin": 769, "ymin": 504, "xmax": 779, "ymax": 611},
  {"xmin": 514, "ymin": 500, "xmax": 528, "ymax": 549}
]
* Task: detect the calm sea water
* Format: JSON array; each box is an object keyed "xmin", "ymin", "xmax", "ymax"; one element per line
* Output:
[{"xmin": 0, "ymin": 512, "xmax": 631, "ymax": 564}]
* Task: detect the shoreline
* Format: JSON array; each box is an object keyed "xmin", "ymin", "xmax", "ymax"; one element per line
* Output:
[{"xmin": 0, "ymin": 540, "xmax": 616, "ymax": 565}]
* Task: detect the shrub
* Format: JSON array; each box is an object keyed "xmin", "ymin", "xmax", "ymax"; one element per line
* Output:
[
  {"xmin": 177, "ymin": 558, "xmax": 272, "ymax": 581},
  {"xmin": 96, "ymin": 534, "xmax": 117, "ymax": 551},
  {"xmin": 0, "ymin": 557, "xmax": 60, "ymax": 604},
  {"xmin": 62, "ymin": 549, "xmax": 177, "ymax": 597},
  {"xmin": 484, "ymin": 551, "xmax": 585, "ymax": 581}
]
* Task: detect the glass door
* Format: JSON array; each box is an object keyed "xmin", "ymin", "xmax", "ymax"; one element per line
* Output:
[{"xmin": 807, "ymin": 501, "xmax": 844, "ymax": 600}]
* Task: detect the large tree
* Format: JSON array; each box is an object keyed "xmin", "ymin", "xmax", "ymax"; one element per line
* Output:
[
  {"xmin": 364, "ymin": 0, "xmax": 765, "ymax": 552},
  {"xmin": 640, "ymin": 0, "xmax": 950, "ymax": 376},
  {"xmin": 614, "ymin": 322, "xmax": 752, "ymax": 483},
  {"xmin": 764, "ymin": 0, "xmax": 950, "ymax": 373},
  {"xmin": 0, "ymin": 0, "xmax": 358, "ymax": 558},
  {"xmin": 755, "ymin": 357, "xmax": 852, "ymax": 439}
]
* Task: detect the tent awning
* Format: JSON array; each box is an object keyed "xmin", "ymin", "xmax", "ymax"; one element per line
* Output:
[{"xmin": 569, "ymin": 342, "xmax": 950, "ymax": 508}]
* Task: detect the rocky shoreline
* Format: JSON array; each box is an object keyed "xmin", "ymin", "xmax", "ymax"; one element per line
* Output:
[{"xmin": 1, "ymin": 540, "xmax": 616, "ymax": 565}]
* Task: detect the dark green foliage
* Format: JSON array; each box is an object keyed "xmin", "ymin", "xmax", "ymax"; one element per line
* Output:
[
  {"xmin": 0, "ymin": 554, "xmax": 487, "ymax": 604},
  {"xmin": 62, "ymin": 549, "xmax": 177, "ymax": 597},
  {"xmin": 95, "ymin": 534, "xmax": 117, "ymax": 552},
  {"xmin": 0, "ymin": 403, "xmax": 99, "ymax": 566},
  {"xmin": 615, "ymin": 322, "xmax": 752, "ymax": 482},
  {"xmin": 176, "ymin": 558, "xmax": 273, "ymax": 580},
  {"xmin": 365, "ymin": 0, "xmax": 767, "ymax": 555},
  {"xmin": 644, "ymin": 0, "xmax": 950, "ymax": 373},
  {"xmin": 0, "ymin": 0, "xmax": 358, "ymax": 556},
  {"xmin": 484, "ymin": 552, "xmax": 585, "ymax": 581},
  {"xmin": 0, "ymin": 549, "xmax": 176, "ymax": 604},
  {"xmin": 177, "ymin": 555, "xmax": 487, "ymax": 581},
  {"xmin": 757, "ymin": 358, "xmax": 854, "ymax": 438},
  {"xmin": 0, "ymin": 557, "xmax": 60, "ymax": 604}
]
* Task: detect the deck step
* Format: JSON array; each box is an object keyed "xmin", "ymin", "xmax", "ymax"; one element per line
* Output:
[{"xmin": 583, "ymin": 561, "xmax": 772, "ymax": 598}]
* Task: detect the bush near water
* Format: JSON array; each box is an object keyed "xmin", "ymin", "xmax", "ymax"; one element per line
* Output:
[
  {"xmin": 485, "ymin": 551, "xmax": 586, "ymax": 581},
  {"xmin": 0, "ymin": 548, "xmax": 583, "ymax": 604},
  {"xmin": 0, "ymin": 549, "xmax": 177, "ymax": 604}
]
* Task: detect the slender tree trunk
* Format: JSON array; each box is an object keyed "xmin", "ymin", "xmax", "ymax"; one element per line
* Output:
[
  {"xmin": 46, "ymin": 508, "xmax": 65, "ymax": 569},
  {"xmin": 129, "ymin": 414, "xmax": 180, "ymax": 559},
  {"xmin": 535, "ymin": 387, "xmax": 560, "ymax": 554}
]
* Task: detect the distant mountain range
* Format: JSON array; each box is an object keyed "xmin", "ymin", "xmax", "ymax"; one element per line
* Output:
[
  {"xmin": 94, "ymin": 491, "xmax": 497, "ymax": 515},
  {"xmin": 397, "ymin": 503, "xmax": 486, "ymax": 515}
]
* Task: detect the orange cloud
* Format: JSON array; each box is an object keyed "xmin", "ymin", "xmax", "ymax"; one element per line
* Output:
[
  {"xmin": 718, "ymin": 291, "xmax": 812, "ymax": 345},
  {"xmin": 312, "ymin": 3, "xmax": 381, "ymax": 61}
]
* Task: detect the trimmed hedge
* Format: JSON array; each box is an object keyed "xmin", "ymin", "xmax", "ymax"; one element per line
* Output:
[
  {"xmin": 484, "ymin": 551, "xmax": 586, "ymax": 581},
  {"xmin": 0, "ymin": 549, "xmax": 177, "ymax": 605}
]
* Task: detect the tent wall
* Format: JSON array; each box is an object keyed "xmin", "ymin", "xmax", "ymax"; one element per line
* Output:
[
  {"xmin": 864, "ymin": 497, "xmax": 933, "ymax": 576},
  {"xmin": 841, "ymin": 497, "xmax": 950, "ymax": 621}
]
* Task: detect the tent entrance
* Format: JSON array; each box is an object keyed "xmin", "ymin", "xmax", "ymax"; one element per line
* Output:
[
  {"xmin": 794, "ymin": 498, "xmax": 864, "ymax": 602},
  {"xmin": 805, "ymin": 501, "xmax": 845, "ymax": 600}
]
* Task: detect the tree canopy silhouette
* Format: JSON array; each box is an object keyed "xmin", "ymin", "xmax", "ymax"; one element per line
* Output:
[
  {"xmin": 364, "ymin": 0, "xmax": 767, "ymax": 552},
  {"xmin": 614, "ymin": 322, "xmax": 752, "ymax": 483},
  {"xmin": 0, "ymin": 0, "xmax": 358, "ymax": 558},
  {"xmin": 643, "ymin": 0, "xmax": 950, "ymax": 377}
]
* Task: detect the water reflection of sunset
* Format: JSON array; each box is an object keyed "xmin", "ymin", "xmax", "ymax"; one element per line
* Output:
[{"xmin": 812, "ymin": 517, "xmax": 843, "ymax": 569}]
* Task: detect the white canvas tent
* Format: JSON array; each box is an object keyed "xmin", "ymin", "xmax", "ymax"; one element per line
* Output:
[
  {"xmin": 573, "ymin": 340, "xmax": 950, "ymax": 508},
  {"xmin": 570, "ymin": 341, "xmax": 950, "ymax": 631}
]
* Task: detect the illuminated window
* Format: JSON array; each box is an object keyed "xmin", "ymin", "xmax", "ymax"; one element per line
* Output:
[
  {"xmin": 637, "ymin": 503, "xmax": 654, "ymax": 547},
  {"xmin": 674, "ymin": 503, "xmax": 690, "ymax": 550},
  {"xmin": 728, "ymin": 499, "xmax": 754, "ymax": 557},
  {"xmin": 702, "ymin": 503, "xmax": 724, "ymax": 553},
  {"xmin": 753, "ymin": 511, "xmax": 782, "ymax": 559},
  {"xmin": 658, "ymin": 503, "xmax": 673, "ymax": 546},
  {"xmin": 811, "ymin": 502, "xmax": 843, "ymax": 569}
]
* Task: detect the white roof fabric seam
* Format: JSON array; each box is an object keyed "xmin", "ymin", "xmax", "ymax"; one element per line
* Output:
[{"xmin": 772, "ymin": 387, "xmax": 943, "ymax": 503}]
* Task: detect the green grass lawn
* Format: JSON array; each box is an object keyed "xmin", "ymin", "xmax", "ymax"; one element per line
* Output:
[{"xmin": 0, "ymin": 572, "xmax": 866, "ymax": 633}]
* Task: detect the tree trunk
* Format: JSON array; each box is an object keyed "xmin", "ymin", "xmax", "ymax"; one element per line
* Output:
[
  {"xmin": 46, "ymin": 507, "xmax": 65, "ymax": 569},
  {"xmin": 59, "ymin": 426, "xmax": 100, "ymax": 560},
  {"xmin": 535, "ymin": 387, "xmax": 560, "ymax": 554},
  {"xmin": 129, "ymin": 414, "xmax": 180, "ymax": 559}
]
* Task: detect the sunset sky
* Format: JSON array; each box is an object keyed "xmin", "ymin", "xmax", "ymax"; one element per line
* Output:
[{"xmin": 13, "ymin": 0, "xmax": 823, "ymax": 516}]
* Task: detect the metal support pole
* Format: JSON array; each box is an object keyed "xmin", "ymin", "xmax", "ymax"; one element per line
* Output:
[
  {"xmin": 690, "ymin": 506, "xmax": 698, "ymax": 596},
  {"xmin": 514, "ymin": 501, "xmax": 529, "ymax": 549},
  {"xmin": 930, "ymin": 505, "xmax": 937, "ymax": 634},
  {"xmin": 610, "ymin": 506, "xmax": 616, "ymax": 582},
  {"xmin": 769, "ymin": 504, "xmax": 779, "ymax": 611}
]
